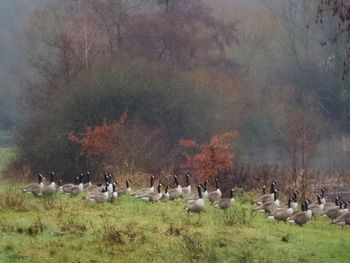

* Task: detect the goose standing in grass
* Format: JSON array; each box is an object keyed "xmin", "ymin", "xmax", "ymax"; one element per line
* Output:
[
  {"xmin": 322, "ymin": 199, "xmax": 343, "ymax": 221},
  {"xmin": 255, "ymin": 189, "xmax": 280, "ymax": 214},
  {"xmin": 133, "ymin": 175, "xmax": 155, "ymax": 197},
  {"xmin": 254, "ymin": 181, "xmax": 276, "ymax": 205},
  {"xmin": 207, "ymin": 178, "xmax": 222, "ymax": 203},
  {"xmin": 57, "ymin": 179, "xmax": 63, "ymax": 192},
  {"xmin": 86, "ymin": 173, "xmax": 108, "ymax": 193},
  {"xmin": 62, "ymin": 176, "xmax": 79, "ymax": 193},
  {"xmin": 186, "ymin": 181, "xmax": 208, "ymax": 200},
  {"xmin": 160, "ymin": 185, "xmax": 170, "ymax": 201},
  {"xmin": 332, "ymin": 211, "xmax": 350, "ymax": 229},
  {"xmin": 110, "ymin": 182, "xmax": 118, "ymax": 200},
  {"xmin": 323, "ymin": 195, "xmax": 340, "ymax": 210},
  {"xmin": 118, "ymin": 179, "xmax": 133, "ymax": 196},
  {"xmin": 287, "ymin": 201, "xmax": 312, "ymax": 226},
  {"xmin": 140, "ymin": 183, "xmax": 162, "ymax": 202},
  {"xmin": 186, "ymin": 185, "xmax": 205, "ymax": 215},
  {"xmin": 65, "ymin": 175, "xmax": 84, "ymax": 195},
  {"xmin": 268, "ymin": 198, "xmax": 293, "ymax": 223},
  {"xmin": 22, "ymin": 173, "xmax": 45, "ymax": 194},
  {"xmin": 168, "ymin": 175, "xmax": 182, "ymax": 200},
  {"xmin": 87, "ymin": 185, "xmax": 110, "ymax": 203},
  {"xmin": 308, "ymin": 195, "xmax": 325, "ymax": 219},
  {"xmin": 214, "ymin": 188, "xmax": 235, "ymax": 212},
  {"xmin": 181, "ymin": 173, "xmax": 191, "ymax": 197},
  {"xmin": 291, "ymin": 191, "xmax": 299, "ymax": 211},
  {"xmin": 46, "ymin": 172, "xmax": 57, "ymax": 191}
]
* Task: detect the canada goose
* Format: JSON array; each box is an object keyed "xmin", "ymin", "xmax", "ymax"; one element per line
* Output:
[
  {"xmin": 207, "ymin": 178, "xmax": 222, "ymax": 203},
  {"xmin": 140, "ymin": 183, "xmax": 162, "ymax": 201},
  {"xmin": 110, "ymin": 182, "xmax": 118, "ymax": 200},
  {"xmin": 133, "ymin": 175, "xmax": 155, "ymax": 197},
  {"xmin": 214, "ymin": 188, "xmax": 235, "ymax": 211},
  {"xmin": 85, "ymin": 173, "xmax": 108, "ymax": 193},
  {"xmin": 42, "ymin": 178, "xmax": 60, "ymax": 196},
  {"xmin": 87, "ymin": 185, "xmax": 109, "ymax": 203},
  {"xmin": 287, "ymin": 201, "xmax": 312, "ymax": 226},
  {"xmin": 268, "ymin": 198, "xmax": 293, "ymax": 223},
  {"xmin": 181, "ymin": 173, "xmax": 191, "ymax": 197},
  {"xmin": 322, "ymin": 200, "xmax": 344, "ymax": 221},
  {"xmin": 186, "ymin": 181, "xmax": 208, "ymax": 200},
  {"xmin": 22, "ymin": 173, "xmax": 45, "ymax": 194},
  {"xmin": 117, "ymin": 179, "xmax": 133, "ymax": 196},
  {"xmin": 46, "ymin": 171, "xmax": 56, "ymax": 191},
  {"xmin": 160, "ymin": 185, "xmax": 170, "ymax": 201},
  {"xmin": 323, "ymin": 195, "xmax": 340, "ymax": 210},
  {"xmin": 291, "ymin": 191, "xmax": 299, "ymax": 211},
  {"xmin": 308, "ymin": 195, "xmax": 325, "ymax": 219},
  {"xmin": 255, "ymin": 189, "xmax": 280, "ymax": 213},
  {"xmin": 57, "ymin": 179, "xmax": 63, "ymax": 192},
  {"xmin": 186, "ymin": 185, "xmax": 205, "ymax": 215},
  {"xmin": 254, "ymin": 181, "xmax": 276, "ymax": 204},
  {"xmin": 168, "ymin": 175, "xmax": 182, "ymax": 200},
  {"xmin": 65, "ymin": 175, "xmax": 84, "ymax": 196},
  {"xmin": 332, "ymin": 212, "xmax": 350, "ymax": 229},
  {"xmin": 62, "ymin": 176, "xmax": 79, "ymax": 193}
]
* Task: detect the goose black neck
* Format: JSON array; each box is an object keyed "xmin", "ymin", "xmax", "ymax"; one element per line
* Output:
[
  {"xmin": 157, "ymin": 184, "xmax": 161, "ymax": 193},
  {"xmin": 301, "ymin": 202, "xmax": 305, "ymax": 211},
  {"xmin": 288, "ymin": 198, "xmax": 292, "ymax": 208},
  {"xmin": 273, "ymin": 190, "xmax": 278, "ymax": 201},
  {"xmin": 304, "ymin": 201, "xmax": 309, "ymax": 211},
  {"xmin": 230, "ymin": 189, "xmax": 234, "ymax": 199},
  {"xmin": 335, "ymin": 198, "xmax": 340, "ymax": 206},
  {"xmin": 197, "ymin": 185, "xmax": 202, "ymax": 199},
  {"xmin": 113, "ymin": 183, "xmax": 116, "ymax": 192},
  {"xmin": 186, "ymin": 174, "xmax": 190, "ymax": 186},
  {"xmin": 74, "ymin": 177, "xmax": 79, "ymax": 185},
  {"xmin": 150, "ymin": 176, "xmax": 154, "ymax": 187},
  {"xmin": 50, "ymin": 172, "xmax": 54, "ymax": 183},
  {"xmin": 293, "ymin": 191, "xmax": 298, "ymax": 200},
  {"xmin": 270, "ymin": 182, "xmax": 275, "ymax": 194},
  {"xmin": 317, "ymin": 195, "xmax": 321, "ymax": 205},
  {"xmin": 126, "ymin": 180, "xmax": 129, "ymax": 188},
  {"xmin": 215, "ymin": 179, "xmax": 219, "ymax": 189},
  {"xmin": 104, "ymin": 173, "xmax": 108, "ymax": 183},
  {"xmin": 262, "ymin": 185, "xmax": 266, "ymax": 195},
  {"xmin": 174, "ymin": 175, "xmax": 179, "ymax": 186},
  {"xmin": 203, "ymin": 181, "xmax": 208, "ymax": 191},
  {"xmin": 165, "ymin": 185, "xmax": 169, "ymax": 193}
]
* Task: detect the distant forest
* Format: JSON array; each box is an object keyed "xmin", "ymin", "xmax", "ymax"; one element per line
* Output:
[{"xmin": 1, "ymin": 0, "xmax": 350, "ymax": 180}]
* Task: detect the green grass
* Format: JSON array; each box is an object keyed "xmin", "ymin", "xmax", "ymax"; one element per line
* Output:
[
  {"xmin": 0, "ymin": 184, "xmax": 349, "ymax": 263},
  {"xmin": 0, "ymin": 147, "xmax": 15, "ymax": 174}
]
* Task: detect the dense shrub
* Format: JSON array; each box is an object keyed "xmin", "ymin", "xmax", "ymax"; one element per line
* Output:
[{"xmin": 15, "ymin": 57, "xmax": 221, "ymax": 179}]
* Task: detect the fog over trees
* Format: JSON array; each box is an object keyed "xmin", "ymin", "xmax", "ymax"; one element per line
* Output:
[{"xmin": 1, "ymin": 0, "xmax": 350, "ymax": 181}]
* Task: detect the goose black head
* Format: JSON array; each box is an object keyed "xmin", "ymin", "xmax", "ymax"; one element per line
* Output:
[
  {"xmin": 86, "ymin": 171, "xmax": 90, "ymax": 181},
  {"xmin": 165, "ymin": 185, "xmax": 170, "ymax": 193},
  {"xmin": 287, "ymin": 198, "xmax": 292, "ymax": 208},
  {"xmin": 230, "ymin": 188, "xmax": 234, "ymax": 198},
  {"xmin": 50, "ymin": 172, "xmax": 55, "ymax": 183},
  {"xmin": 74, "ymin": 176, "xmax": 79, "ymax": 185},
  {"xmin": 57, "ymin": 179, "xmax": 63, "ymax": 186}
]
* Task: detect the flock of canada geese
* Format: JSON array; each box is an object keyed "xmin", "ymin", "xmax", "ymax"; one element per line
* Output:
[{"xmin": 21, "ymin": 172, "xmax": 350, "ymax": 228}]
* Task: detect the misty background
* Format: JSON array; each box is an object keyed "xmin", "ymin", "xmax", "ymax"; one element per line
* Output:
[{"xmin": 1, "ymin": 0, "xmax": 350, "ymax": 182}]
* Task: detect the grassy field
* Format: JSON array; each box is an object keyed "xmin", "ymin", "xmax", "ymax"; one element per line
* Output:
[{"xmin": 0, "ymin": 183, "xmax": 349, "ymax": 263}]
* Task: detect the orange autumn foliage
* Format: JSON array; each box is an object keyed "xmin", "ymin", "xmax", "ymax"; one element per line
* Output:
[
  {"xmin": 68, "ymin": 112, "xmax": 127, "ymax": 157},
  {"xmin": 180, "ymin": 130, "xmax": 238, "ymax": 182}
]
